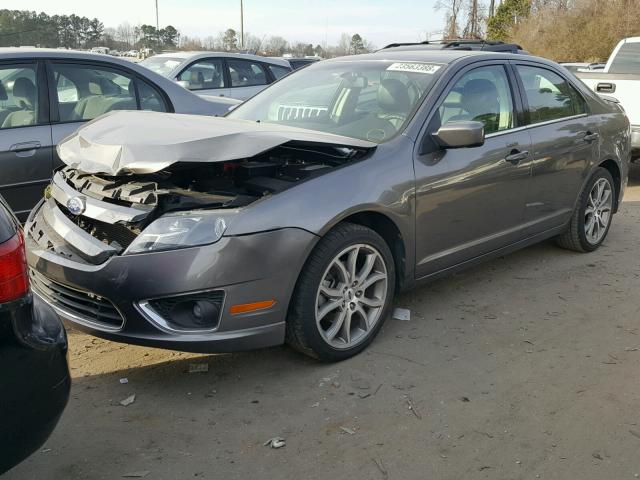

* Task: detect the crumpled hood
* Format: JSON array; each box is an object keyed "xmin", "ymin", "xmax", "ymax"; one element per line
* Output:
[{"xmin": 57, "ymin": 110, "xmax": 376, "ymax": 176}]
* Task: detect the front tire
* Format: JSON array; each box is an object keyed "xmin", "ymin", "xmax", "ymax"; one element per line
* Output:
[
  {"xmin": 556, "ymin": 167, "xmax": 615, "ymax": 252},
  {"xmin": 286, "ymin": 222, "xmax": 395, "ymax": 361}
]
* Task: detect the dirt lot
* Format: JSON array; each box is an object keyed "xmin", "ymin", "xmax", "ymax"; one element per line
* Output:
[{"xmin": 5, "ymin": 168, "xmax": 640, "ymax": 480}]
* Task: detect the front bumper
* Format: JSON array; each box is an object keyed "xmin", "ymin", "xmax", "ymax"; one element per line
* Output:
[{"xmin": 26, "ymin": 204, "xmax": 318, "ymax": 352}]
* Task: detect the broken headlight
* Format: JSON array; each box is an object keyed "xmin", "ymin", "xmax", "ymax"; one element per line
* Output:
[{"xmin": 124, "ymin": 211, "xmax": 235, "ymax": 255}]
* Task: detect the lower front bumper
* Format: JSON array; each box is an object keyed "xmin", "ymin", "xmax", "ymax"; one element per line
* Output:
[{"xmin": 27, "ymin": 227, "xmax": 318, "ymax": 353}]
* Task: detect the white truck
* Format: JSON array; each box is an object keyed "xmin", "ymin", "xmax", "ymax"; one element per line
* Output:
[{"xmin": 577, "ymin": 37, "xmax": 640, "ymax": 160}]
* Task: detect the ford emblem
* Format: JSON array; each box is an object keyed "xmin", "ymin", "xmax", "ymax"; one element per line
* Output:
[{"xmin": 66, "ymin": 196, "xmax": 86, "ymax": 216}]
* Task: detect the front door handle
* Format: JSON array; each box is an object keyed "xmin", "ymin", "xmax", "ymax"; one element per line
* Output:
[
  {"xmin": 583, "ymin": 131, "xmax": 599, "ymax": 143},
  {"xmin": 504, "ymin": 149, "xmax": 529, "ymax": 165},
  {"xmin": 10, "ymin": 141, "xmax": 41, "ymax": 157}
]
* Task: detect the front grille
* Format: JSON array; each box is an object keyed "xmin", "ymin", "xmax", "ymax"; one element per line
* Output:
[
  {"xmin": 30, "ymin": 270, "xmax": 124, "ymax": 330},
  {"xmin": 58, "ymin": 202, "xmax": 139, "ymax": 250}
]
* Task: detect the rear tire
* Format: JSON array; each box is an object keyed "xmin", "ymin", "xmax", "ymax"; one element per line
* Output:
[
  {"xmin": 556, "ymin": 167, "xmax": 615, "ymax": 252},
  {"xmin": 286, "ymin": 222, "xmax": 395, "ymax": 362}
]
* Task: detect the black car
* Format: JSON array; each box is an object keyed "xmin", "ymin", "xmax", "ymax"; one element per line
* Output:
[{"xmin": 0, "ymin": 194, "xmax": 70, "ymax": 475}]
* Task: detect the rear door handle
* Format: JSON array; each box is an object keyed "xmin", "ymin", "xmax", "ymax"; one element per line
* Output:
[
  {"xmin": 10, "ymin": 141, "xmax": 41, "ymax": 156},
  {"xmin": 504, "ymin": 149, "xmax": 529, "ymax": 165},
  {"xmin": 583, "ymin": 131, "xmax": 599, "ymax": 143}
]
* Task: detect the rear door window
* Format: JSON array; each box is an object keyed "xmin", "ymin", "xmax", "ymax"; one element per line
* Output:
[
  {"xmin": 515, "ymin": 65, "xmax": 586, "ymax": 124},
  {"xmin": 228, "ymin": 59, "xmax": 268, "ymax": 87},
  {"xmin": 137, "ymin": 79, "xmax": 168, "ymax": 112},
  {"xmin": 0, "ymin": 65, "xmax": 38, "ymax": 129}
]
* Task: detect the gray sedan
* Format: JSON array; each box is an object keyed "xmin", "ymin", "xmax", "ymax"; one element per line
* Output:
[
  {"xmin": 26, "ymin": 48, "xmax": 629, "ymax": 361},
  {"xmin": 0, "ymin": 48, "xmax": 235, "ymax": 220}
]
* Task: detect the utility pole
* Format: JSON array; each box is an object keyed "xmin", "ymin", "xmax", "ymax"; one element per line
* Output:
[
  {"xmin": 155, "ymin": 0, "xmax": 160, "ymax": 50},
  {"xmin": 240, "ymin": 0, "xmax": 244, "ymax": 49}
]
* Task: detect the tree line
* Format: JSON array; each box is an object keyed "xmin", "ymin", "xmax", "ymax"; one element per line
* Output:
[
  {"xmin": 435, "ymin": 0, "xmax": 640, "ymax": 62},
  {"xmin": 0, "ymin": 9, "xmax": 374, "ymax": 57},
  {"xmin": 491, "ymin": 0, "xmax": 640, "ymax": 61}
]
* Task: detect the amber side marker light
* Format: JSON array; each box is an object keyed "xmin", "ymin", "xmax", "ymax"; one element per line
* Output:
[{"xmin": 230, "ymin": 300, "xmax": 276, "ymax": 315}]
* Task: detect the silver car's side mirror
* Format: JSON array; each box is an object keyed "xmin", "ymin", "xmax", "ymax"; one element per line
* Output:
[
  {"xmin": 433, "ymin": 121, "xmax": 485, "ymax": 149},
  {"xmin": 175, "ymin": 80, "xmax": 190, "ymax": 89}
]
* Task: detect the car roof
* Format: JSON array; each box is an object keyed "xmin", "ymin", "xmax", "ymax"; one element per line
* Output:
[
  {"xmin": 325, "ymin": 49, "xmax": 527, "ymax": 64},
  {"xmin": 0, "ymin": 47, "xmax": 146, "ymax": 67},
  {"xmin": 151, "ymin": 51, "xmax": 291, "ymax": 67}
]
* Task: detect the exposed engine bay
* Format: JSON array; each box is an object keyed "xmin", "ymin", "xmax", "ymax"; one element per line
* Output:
[{"xmin": 29, "ymin": 141, "xmax": 370, "ymax": 262}]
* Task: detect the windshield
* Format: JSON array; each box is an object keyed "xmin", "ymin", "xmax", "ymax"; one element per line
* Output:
[
  {"xmin": 140, "ymin": 56, "xmax": 183, "ymax": 76},
  {"xmin": 609, "ymin": 42, "xmax": 640, "ymax": 74},
  {"xmin": 228, "ymin": 60, "xmax": 444, "ymax": 143}
]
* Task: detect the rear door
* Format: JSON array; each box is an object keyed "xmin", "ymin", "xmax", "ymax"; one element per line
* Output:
[
  {"xmin": 414, "ymin": 62, "xmax": 533, "ymax": 278},
  {"xmin": 226, "ymin": 58, "xmax": 271, "ymax": 100},
  {"xmin": 512, "ymin": 62, "xmax": 599, "ymax": 232},
  {"xmin": 0, "ymin": 61, "xmax": 53, "ymax": 221},
  {"xmin": 175, "ymin": 58, "xmax": 230, "ymax": 98}
]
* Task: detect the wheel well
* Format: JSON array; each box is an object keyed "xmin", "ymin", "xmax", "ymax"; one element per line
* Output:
[
  {"xmin": 598, "ymin": 159, "xmax": 621, "ymax": 212},
  {"xmin": 340, "ymin": 211, "xmax": 406, "ymax": 291}
]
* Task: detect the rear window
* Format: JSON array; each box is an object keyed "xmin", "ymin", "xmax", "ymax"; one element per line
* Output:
[{"xmin": 609, "ymin": 42, "xmax": 640, "ymax": 74}]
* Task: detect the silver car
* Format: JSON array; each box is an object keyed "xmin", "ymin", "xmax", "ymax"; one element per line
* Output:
[
  {"xmin": 140, "ymin": 52, "xmax": 292, "ymax": 101},
  {"xmin": 26, "ymin": 48, "xmax": 629, "ymax": 361},
  {"xmin": 0, "ymin": 48, "xmax": 236, "ymax": 221}
]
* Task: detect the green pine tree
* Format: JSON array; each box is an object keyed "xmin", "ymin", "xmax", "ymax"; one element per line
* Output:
[{"xmin": 487, "ymin": 0, "xmax": 531, "ymax": 41}]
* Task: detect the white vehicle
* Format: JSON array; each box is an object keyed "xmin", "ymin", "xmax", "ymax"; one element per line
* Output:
[
  {"xmin": 577, "ymin": 37, "xmax": 640, "ymax": 159},
  {"xmin": 140, "ymin": 52, "xmax": 292, "ymax": 101},
  {"xmin": 90, "ymin": 47, "xmax": 110, "ymax": 55}
]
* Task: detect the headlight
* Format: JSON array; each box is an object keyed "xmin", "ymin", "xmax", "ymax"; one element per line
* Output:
[{"xmin": 124, "ymin": 211, "xmax": 234, "ymax": 255}]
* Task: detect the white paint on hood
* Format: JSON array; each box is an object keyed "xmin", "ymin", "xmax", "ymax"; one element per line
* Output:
[{"xmin": 57, "ymin": 110, "xmax": 376, "ymax": 176}]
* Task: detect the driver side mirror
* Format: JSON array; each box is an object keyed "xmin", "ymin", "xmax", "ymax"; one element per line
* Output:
[
  {"xmin": 175, "ymin": 80, "xmax": 190, "ymax": 89},
  {"xmin": 432, "ymin": 121, "xmax": 485, "ymax": 149}
]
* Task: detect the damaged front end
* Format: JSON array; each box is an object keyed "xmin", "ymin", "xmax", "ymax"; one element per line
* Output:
[{"xmin": 27, "ymin": 111, "xmax": 375, "ymax": 266}]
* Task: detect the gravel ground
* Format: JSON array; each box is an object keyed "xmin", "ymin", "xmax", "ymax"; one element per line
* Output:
[{"xmin": 5, "ymin": 167, "xmax": 640, "ymax": 480}]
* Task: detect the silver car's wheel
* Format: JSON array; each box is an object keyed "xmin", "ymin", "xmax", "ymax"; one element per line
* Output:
[
  {"xmin": 315, "ymin": 244, "xmax": 388, "ymax": 349},
  {"xmin": 584, "ymin": 178, "xmax": 613, "ymax": 245}
]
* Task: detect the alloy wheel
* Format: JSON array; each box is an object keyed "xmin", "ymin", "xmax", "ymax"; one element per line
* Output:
[
  {"xmin": 585, "ymin": 177, "xmax": 613, "ymax": 245},
  {"xmin": 315, "ymin": 244, "xmax": 388, "ymax": 349}
]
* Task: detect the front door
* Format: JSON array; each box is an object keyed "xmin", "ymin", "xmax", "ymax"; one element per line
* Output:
[
  {"xmin": 414, "ymin": 63, "xmax": 533, "ymax": 278},
  {"xmin": 0, "ymin": 62, "xmax": 52, "ymax": 221}
]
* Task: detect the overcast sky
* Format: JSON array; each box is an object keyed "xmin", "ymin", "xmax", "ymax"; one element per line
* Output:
[{"xmin": 16, "ymin": 0, "xmax": 446, "ymax": 47}]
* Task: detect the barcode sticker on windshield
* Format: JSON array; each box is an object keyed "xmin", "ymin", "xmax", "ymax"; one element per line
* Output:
[{"xmin": 387, "ymin": 63, "xmax": 442, "ymax": 74}]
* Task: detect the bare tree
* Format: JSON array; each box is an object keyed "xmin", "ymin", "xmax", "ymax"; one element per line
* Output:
[
  {"xmin": 436, "ymin": 0, "xmax": 463, "ymax": 39},
  {"xmin": 115, "ymin": 22, "xmax": 135, "ymax": 47}
]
